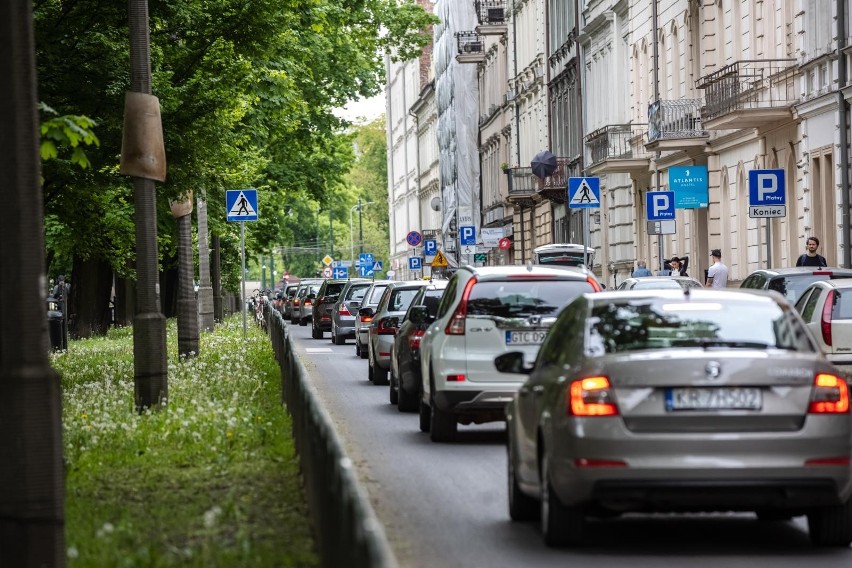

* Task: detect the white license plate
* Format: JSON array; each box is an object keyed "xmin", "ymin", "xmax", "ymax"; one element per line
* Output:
[
  {"xmin": 665, "ymin": 387, "xmax": 762, "ymax": 411},
  {"xmin": 505, "ymin": 330, "xmax": 547, "ymax": 345}
]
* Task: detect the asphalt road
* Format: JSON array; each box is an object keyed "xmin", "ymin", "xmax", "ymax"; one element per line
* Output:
[{"xmin": 286, "ymin": 323, "xmax": 852, "ymax": 568}]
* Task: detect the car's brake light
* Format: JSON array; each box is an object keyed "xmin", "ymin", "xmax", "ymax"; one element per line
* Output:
[
  {"xmin": 338, "ymin": 304, "xmax": 351, "ymax": 316},
  {"xmin": 821, "ymin": 290, "xmax": 834, "ymax": 346},
  {"xmin": 805, "ymin": 457, "xmax": 851, "ymax": 466},
  {"xmin": 587, "ymin": 277, "xmax": 602, "ymax": 292},
  {"xmin": 446, "ymin": 374, "xmax": 465, "ymax": 382},
  {"xmin": 813, "ymin": 271, "xmax": 833, "ymax": 275},
  {"xmin": 574, "ymin": 458, "xmax": 628, "ymax": 467},
  {"xmin": 293, "ymin": 299, "xmax": 300, "ymax": 306},
  {"xmin": 568, "ymin": 376, "xmax": 619, "ymax": 416},
  {"xmin": 409, "ymin": 329, "xmax": 425, "ymax": 350},
  {"xmin": 808, "ymin": 373, "xmax": 850, "ymax": 414},
  {"xmin": 360, "ymin": 315, "xmax": 373, "ymax": 324},
  {"xmin": 377, "ymin": 318, "xmax": 397, "ymax": 335},
  {"xmin": 304, "ymin": 299, "xmax": 312, "ymax": 306},
  {"xmin": 445, "ymin": 277, "xmax": 477, "ymax": 335}
]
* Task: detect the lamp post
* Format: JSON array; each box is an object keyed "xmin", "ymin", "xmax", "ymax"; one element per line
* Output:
[{"xmin": 349, "ymin": 200, "xmax": 376, "ymax": 264}]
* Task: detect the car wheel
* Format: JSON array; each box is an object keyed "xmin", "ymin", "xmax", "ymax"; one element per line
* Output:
[
  {"xmin": 311, "ymin": 324, "xmax": 322, "ymax": 339},
  {"xmin": 355, "ymin": 338, "xmax": 361, "ymax": 357},
  {"xmin": 367, "ymin": 357, "xmax": 375, "ymax": 383},
  {"xmin": 508, "ymin": 431, "xmax": 538, "ymax": 521},
  {"xmin": 540, "ymin": 454, "xmax": 585, "ymax": 547},
  {"xmin": 429, "ymin": 394, "xmax": 456, "ymax": 443},
  {"xmin": 389, "ymin": 370, "xmax": 399, "ymax": 405},
  {"xmin": 299, "ymin": 317, "xmax": 307, "ymax": 327},
  {"xmin": 373, "ymin": 364, "xmax": 389, "ymax": 386},
  {"xmin": 807, "ymin": 498, "xmax": 852, "ymax": 546},
  {"xmin": 397, "ymin": 381, "xmax": 418, "ymax": 412},
  {"xmin": 333, "ymin": 328, "xmax": 345, "ymax": 345},
  {"xmin": 359, "ymin": 339, "xmax": 368, "ymax": 359},
  {"xmin": 419, "ymin": 400, "xmax": 431, "ymax": 433}
]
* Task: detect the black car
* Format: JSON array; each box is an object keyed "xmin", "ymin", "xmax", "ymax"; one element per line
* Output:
[
  {"xmin": 389, "ymin": 280, "xmax": 448, "ymax": 411},
  {"xmin": 311, "ymin": 279, "xmax": 351, "ymax": 339},
  {"xmin": 740, "ymin": 267, "xmax": 852, "ymax": 305}
]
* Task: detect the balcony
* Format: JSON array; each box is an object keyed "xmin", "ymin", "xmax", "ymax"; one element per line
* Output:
[
  {"xmin": 536, "ymin": 156, "xmax": 580, "ymax": 204},
  {"xmin": 455, "ymin": 31, "xmax": 486, "ymax": 64},
  {"xmin": 584, "ymin": 124, "xmax": 651, "ymax": 175},
  {"xmin": 504, "ymin": 166, "xmax": 538, "ymax": 207},
  {"xmin": 697, "ymin": 59, "xmax": 797, "ymax": 130},
  {"xmin": 645, "ymin": 99, "xmax": 709, "ymax": 154},
  {"xmin": 475, "ymin": 0, "xmax": 507, "ymax": 35}
]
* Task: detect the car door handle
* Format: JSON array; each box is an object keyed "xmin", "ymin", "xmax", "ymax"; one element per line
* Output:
[{"xmin": 532, "ymin": 385, "xmax": 545, "ymax": 394}]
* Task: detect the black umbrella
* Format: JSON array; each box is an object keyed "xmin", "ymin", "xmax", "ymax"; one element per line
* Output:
[{"xmin": 530, "ymin": 150, "xmax": 558, "ymax": 179}]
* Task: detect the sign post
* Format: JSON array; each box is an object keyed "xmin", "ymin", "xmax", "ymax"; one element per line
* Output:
[
  {"xmin": 568, "ymin": 177, "xmax": 601, "ymax": 268},
  {"xmin": 749, "ymin": 169, "xmax": 786, "ymax": 267},
  {"xmin": 226, "ymin": 189, "xmax": 259, "ymax": 339}
]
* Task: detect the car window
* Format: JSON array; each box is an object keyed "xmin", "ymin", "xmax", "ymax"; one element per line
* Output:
[
  {"xmin": 368, "ymin": 285, "xmax": 389, "ymax": 305},
  {"xmin": 346, "ymin": 284, "xmax": 370, "ymax": 301},
  {"xmin": 423, "ymin": 290, "xmax": 444, "ymax": 317},
  {"xmin": 324, "ymin": 282, "xmax": 346, "ymax": 297},
  {"xmin": 466, "ymin": 280, "xmax": 597, "ymax": 318},
  {"xmin": 796, "ymin": 288, "xmax": 819, "ymax": 322},
  {"xmin": 389, "ymin": 288, "xmax": 422, "ymax": 312},
  {"xmin": 768, "ymin": 275, "xmax": 828, "ymax": 303},
  {"xmin": 832, "ymin": 290, "xmax": 852, "ymax": 319},
  {"xmin": 436, "ymin": 276, "xmax": 459, "ymax": 318},
  {"xmin": 632, "ymin": 280, "xmax": 682, "ymax": 290},
  {"xmin": 587, "ymin": 298, "xmax": 815, "ymax": 354},
  {"xmin": 740, "ymin": 274, "xmax": 764, "ymax": 289}
]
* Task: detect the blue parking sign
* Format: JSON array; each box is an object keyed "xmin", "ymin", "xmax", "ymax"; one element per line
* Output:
[
  {"xmin": 646, "ymin": 191, "xmax": 675, "ymax": 221},
  {"xmin": 424, "ymin": 239, "xmax": 437, "ymax": 257},
  {"xmin": 459, "ymin": 226, "xmax": 476, "ymax": 246},
  {"xmin": 748, "ymin": 169, "xmax": 786, "ymax": 206},
  {"xmin": 408, "ymin": 257, "xmax": 422, "ymax": 270}
]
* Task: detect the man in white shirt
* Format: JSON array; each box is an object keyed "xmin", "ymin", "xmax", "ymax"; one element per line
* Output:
[{"xmin": 706, "ymin": 249, "xmax": 729, "ymax": 288}]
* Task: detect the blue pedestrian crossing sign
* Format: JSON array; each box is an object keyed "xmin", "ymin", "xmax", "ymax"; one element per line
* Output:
[
  {"xmin": 408, "ymin": 257, "xmax": 422, "ymax": 270},
  {"xmin": 226, "ymin": 189, "xmax": 258, "ymax": 221},
  {"xmin": 332, "ymin": 267, "xmax": 348, "ymax": 279},
  {"xmin": 372, "ymin": 261, "xmax": 383, "ymax": 272},
  {"xmin": 567, "ymin": 178, "xmax": 601, "ymax": 209},
  {"xmin": 646, "ymin": 191, "xmax": 676, "ymax": 220}
]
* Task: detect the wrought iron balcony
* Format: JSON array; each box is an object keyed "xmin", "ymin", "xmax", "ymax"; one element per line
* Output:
[
  {"xmin": 645, "ymin": 99, "xmax": 709, "ymax": 154},
  {"xmin": 536, "ymin": 156, "xmax": 580, "ymax": 204},
  {"xmin": 697, "ymin": 59, "xmax": 797, "ymax": 129},
  {"xmin": 455, "ymin": 31, "xmax": 486, "ymax": 64},
  {"xmin": 584, "ymin": 124, "xmax": 651, "ymax": 175},
  {"xmin": 475, "ymin": 0, "xmax": 507, "ymax": 35},
  {"xmin": 505, "ymin": 166, "xmax": 539, "ymax": 207}
]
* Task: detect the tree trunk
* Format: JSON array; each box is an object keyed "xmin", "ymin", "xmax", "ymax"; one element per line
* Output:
[{"xmin": 70, "ymin": 255, "xmax": 114, "ymax": 338}]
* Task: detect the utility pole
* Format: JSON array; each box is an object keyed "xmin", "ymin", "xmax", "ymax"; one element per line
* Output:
[
  {"xmin": 358, "ymin": 196, "xmax": 364, "ymax": 255},
  {"xmin": 329, "ymin": 208, "xmax": 334, "ymax": 257}
]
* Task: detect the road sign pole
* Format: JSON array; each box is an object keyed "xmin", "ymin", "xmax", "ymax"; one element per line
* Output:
[
  {"xmin": 766, "ymin": 220, "xmax": 771, "ymax": 269},
  {"xmin": 583, "ymin": 209, "xmax": 590, "ymax": 268},
  {"xmin": 240, "ymin": 222, "xmax": 246, "ymax": 340}
]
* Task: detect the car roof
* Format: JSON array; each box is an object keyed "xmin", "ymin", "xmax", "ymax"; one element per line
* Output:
[
  {"xmin": 384, "ymin": 280, "xmax": 429, "ymax": 289},
  {"xmin": 623, "ymin": 276, "xmax": 699, "ymax": 283},
  {"xmin": 748, "ymin": 267, "xmax": 852, "ymax": 277},
  {"xmin": 805, "ymin": 277, "xmax": 852, "ymax": 290},
  {"xmin": 590, "ymin": 288, "xmax": 781, "ymax": 304},
  {"xmin": 460, "ymin": 264, "xmax": 596, "ymax": 281}
]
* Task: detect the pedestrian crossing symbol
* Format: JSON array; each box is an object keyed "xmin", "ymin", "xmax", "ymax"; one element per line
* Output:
[
  {"xmin": 567, "ymin": 177, "xmax": 601, "ymax": 209},
  {"xmin": 226, "ymin": 189, "xmax": 259, "ymax": 221}
]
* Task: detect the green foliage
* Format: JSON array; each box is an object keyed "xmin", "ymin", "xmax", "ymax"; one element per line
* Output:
[
  {"xmin": 39, "ymin": 103, "xmax": 100, "ymax": 169},
  {"xmin": 54, "ymin": 318, "xmax": 318, "ymax": 566}
]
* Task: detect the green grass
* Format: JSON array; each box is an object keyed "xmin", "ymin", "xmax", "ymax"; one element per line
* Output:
[{"xmin": 52, "ymin": 317, "xmax": 319, "ymax": 567}]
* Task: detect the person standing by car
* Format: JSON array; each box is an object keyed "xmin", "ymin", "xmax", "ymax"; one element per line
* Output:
[
  {"xmin": 632, "ymin": 260, "xmax": 652, "ymax": 277},
  {"xmin": 706, "ymin": 249, "xmax": 729, "ymax": 288},
  {"xmin": 669, "ymin": 255, "xmax": 689, "ymax": 277},
  {"xmin": 795, "ymin": 236, "xmax": 828, "ymax": 267}
]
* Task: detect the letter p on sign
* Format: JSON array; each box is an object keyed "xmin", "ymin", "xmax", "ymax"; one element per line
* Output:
[
  {"xmin": 757, "ymin": 173, "xmax": 778, "ymax": 201},
  {"xmin": 652, "ymin": 194, "xmax": 670, "ymax": 217}
]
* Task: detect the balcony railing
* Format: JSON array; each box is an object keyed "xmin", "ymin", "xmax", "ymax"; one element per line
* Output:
[
  {"xmin": 585, "ymin": 124, "xmax": 651, "ymax": 171},
  {"xmin": 536, "ymin": 156, "xmax": 580, "ymax": 203},
  {"xmin": 505, "ymin": 167, "xmax": 538, "ymax": 206},
  {"xmin": 455, "ymin": 31, "xmax": 485, "ymax": 58},
  {"xmin": 648, "ymin": 99, "xmax": 707, "ymax": 141},
  {"xmin": 697, "ymin": 59, "xmax": 797, "ymax": 128},
  {"xmin": 475, "ymin": 0, "xmax": 506, "ymax": 26}
]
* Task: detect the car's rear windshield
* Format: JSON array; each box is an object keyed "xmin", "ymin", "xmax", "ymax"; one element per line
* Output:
[
  {"xmin": 324, "ymin": 283, "xmax": 346, "ymax": 296},
  {"xmin": 467, "ymin": 280, "xmax": 596, "ymax": 318},
  {"xmin": 631, "ymin": 279, "xmax": 684, "ymax": 290},
  {"xmin": 346, "ymin": 284, "xmax": 370, "ymax": 301},
  {"xmin": 768, "ymin": 275, "xmax": 833, "ymax": 303},
  {"xmin": 367, "ymin": 285, "xmax": 389, "ymax": 304},
  {"xmin": 587, "ymin": 298, "xmax": 815, "ymax": 355}
]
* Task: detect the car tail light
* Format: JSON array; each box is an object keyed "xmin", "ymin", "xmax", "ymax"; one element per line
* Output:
[
  {"xmin": 568, "ymin": 376, "xmax": 619, "ymax": 416},
  {"xmin": 805, "ymin": 457, "xmax": 851, "ymax": 466},
  {"xmin": 445, "ymin": 277, "xmax": 477, "ymax": 335},
  {"xmin": 821, "ymin": 290, "xmax": 834, "ymax": 346},
  {"xmin": 809, "ymin": 373, "xmax": 850, "ymax": 414},
  {"xmin": 587, "ymin": 277, "xmax": 602, "ymax": 292},
  {"xmin": 338, "ymin": 304, "xmax": 351, "ymax": 316},
  {"xmin": 446, "ymin": 374, "xmax": 466, "ymax": 382},
  {"xmin": 360, "ymin": 315, "xmax": 373, "ymax": 324},
  {"xmin": 409, "ymin": 329, "xmax": 426, "ymax": 350},
  {"xmin": 377, "ymin": 318, "xmax": 397, "ymax": 335},
  {"xmin": 574, "ymin": 458, "xmax": 627, "ymax": 468},
  {"xmin": 293, "ymin": 299, "xmax": 300, "ymax": 306},
  {"xmin": 813, "ymin": 271, "xmax": 833, "ymax": 275},
  {"xmin": 304, "ymin": 299, "xmax": 312, "ymax": 307}
]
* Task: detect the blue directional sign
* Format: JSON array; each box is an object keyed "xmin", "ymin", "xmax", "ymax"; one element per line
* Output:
[
  {"xmin": 424, "ymin": 239, "xmax": 438, "ymax": 257},
  {"xmin": 408, "ymin": 257, "xmax": 422, "ymax": 271},
  {"xmin": 226, "ymin": 189, "xmax": 259, "ymax": 221},
  {"xmin": 406, "ymin": 231, "xmax": 423, "ymax": 247},
  {"xmin": 567, "ymin": 177, "xmax": 601, "ymax": 209},
  {"xmin": 359, "ymin": 253, "xmax": 374, "ymax": 269},
  {"xmin": 459, "ymin": 226, "xmax": 476, "ymax": 246},
  {"xmin": 332, "ymin": 267, "xmax": 348, "ymax": 279},
  {"xmin": 646, "ymin": 191, "xmax": 676, "ymax": 221},
  {"xmin": 748, "ymin": 169, "xmax": 786, "ymax": 218},
  {"xmin": 669, "ymin": 166, "xmax": 708, "ymax": 209}
]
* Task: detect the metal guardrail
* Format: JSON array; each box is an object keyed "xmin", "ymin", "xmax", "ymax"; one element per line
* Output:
[
  {"xmin": 584, "ymin": 123, "xmax": 650, "ymax": 167},
  {"xmin": 697, "ymin": 58, "xmax": 797, "ymax": 123},
  {"xmin": 647, "ymin": 99, "xmax": 707, "ymax": 141},
  {"xmin": 267, "ymin": 308, "xmax": 398, "ymax": 568},
  {"xmin": 474, "ymin": 0, "xmax": 506, "ymax": 25}
]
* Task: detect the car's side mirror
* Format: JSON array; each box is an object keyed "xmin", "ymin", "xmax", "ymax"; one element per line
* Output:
[
  {"xmin": 307, "ymin": 293, "xmax": 316, "ymax": 300},
  {"xmin": 358, "ymin": 307, "xmax": 375, "ymax": 317},
  {"xmin": 408, "ymin": 305, "xmax": 432, "ymax": 325},
  {"xmin": 494, "ymin": 351, "xmax": 534, "ymax": 374}
]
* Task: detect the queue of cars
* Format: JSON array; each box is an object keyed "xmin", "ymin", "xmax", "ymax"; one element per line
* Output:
[{"xmin": 288, "ymin": 263, "xmax": 852, "ymax": 549}]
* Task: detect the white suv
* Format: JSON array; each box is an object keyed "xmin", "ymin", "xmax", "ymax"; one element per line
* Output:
[{"xmin": 417, "ymin": 265, "xmax": 601, "ymax": 442}]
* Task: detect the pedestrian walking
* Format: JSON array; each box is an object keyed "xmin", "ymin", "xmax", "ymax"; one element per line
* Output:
[
  {"xmin": 632, "ymin": 260, "xmax": 652, "ymax": 278},
  {"xmin": 706, "ymin": 249, "xmax": 729, "ymax": 288},
  {"xmin": 795, "ymin": 237, "xmax": 828, "ymax": 268}
]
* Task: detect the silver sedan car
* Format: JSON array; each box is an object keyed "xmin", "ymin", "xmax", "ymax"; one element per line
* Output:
[{"xmin": 502, "ymin": 288, "xmax": 852, "ymax": 547}]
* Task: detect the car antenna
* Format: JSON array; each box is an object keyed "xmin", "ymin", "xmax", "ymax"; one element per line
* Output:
[
  {"xmin": 527, "ymin": 261, "xmax": 533, "ymax": 272},
  {"xmin": 683, "ymin": 285, "xmax": 691, "ymax": 300}
]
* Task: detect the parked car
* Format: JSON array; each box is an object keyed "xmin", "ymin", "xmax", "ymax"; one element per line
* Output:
[
  {"xmin": 501, "ymin": 288, "xmax": 852, "ymax": 547},
  {"xmin": 330, "ymin": 280, "xmax": 373, "ymax": 345},
  {"xmin": 390, "ymin": 280, "xmax": 449, "ymax": 411},
  {"xmin": 794, "ymin": 278, "xmax": 852, "ymax": 376},
  {"xmin": 418, "ymin": 265, "xmax": 602, "ymax": 442},
  {"xmin": 366, "ymin": 280, "xmax": 429, "ymax": 385},
  {"xmin": 281, "ymin": 283, "xmax": 300, "ymax": 319},
  {"xmin": 354, "ymin": 280, "xmax": 392, "ymax": 359},
  {"xmin": 615, "ymin": 275, "xmax": 703, "ymax": 291},
  {"xmin": 740, "ymin": 267, "xmax": 852, "ymax": 305},
  {"xmin": 311, "ymin": 278, "xmax": 354, "ymax": 339},
  {"xmin": 291, "ymin": 280, "xmax": 321, "ymax": 326}
]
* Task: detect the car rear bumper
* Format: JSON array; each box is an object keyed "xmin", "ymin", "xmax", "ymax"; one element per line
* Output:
[
  {"xmin": 334, "ymin": 323, "xmax": 357, "ymax": 338},
  {"xmin": 433, "ymin": 388, "xmax": 516, "ymax": 421}
]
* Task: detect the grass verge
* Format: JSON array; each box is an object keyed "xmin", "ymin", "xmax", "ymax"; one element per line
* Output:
[{"xmin": 52, "ymin": 317, "xmax": 318, "ymax": 567}]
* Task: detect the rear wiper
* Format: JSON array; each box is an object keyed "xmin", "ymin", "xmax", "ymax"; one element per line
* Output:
[{"xmin": 671, "ymin": 339, "xmax": 770, "ymax": 349}]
